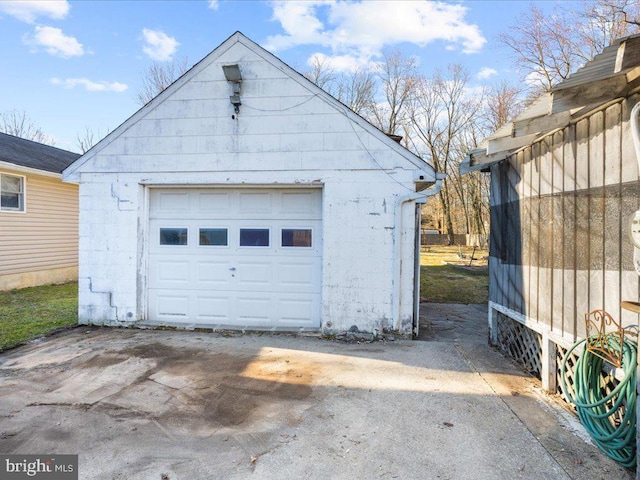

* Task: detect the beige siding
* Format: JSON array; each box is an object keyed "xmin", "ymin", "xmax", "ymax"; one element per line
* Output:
[{"xmin": 0, "ymin": 168, "xmax": 78, "ymax": 281}]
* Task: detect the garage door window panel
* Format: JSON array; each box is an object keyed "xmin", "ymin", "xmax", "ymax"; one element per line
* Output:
[
  {"xmin": 199, "ymin": 228, "xmax": 228, "ymax": 246},
  {"xmin": 160, "ymin": 228, "xmax": 188, "ymax": 246},
  {"xmin": 240, "ymin": 228, "xmax": 270, "ymax": 247},
  {"xmin": 281, "ymin": 228, "xmax": 312, "ymax": 247}
]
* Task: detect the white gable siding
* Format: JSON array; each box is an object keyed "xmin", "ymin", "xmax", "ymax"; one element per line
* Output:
[{"xmin": 67, "ymin": 34, "xmax": 432, "ymax": 334}]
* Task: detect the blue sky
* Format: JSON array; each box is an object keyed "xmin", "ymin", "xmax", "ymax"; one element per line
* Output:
[{"xmin": 0, "ymin": 0, "xmax": 558, "ymax": 152}]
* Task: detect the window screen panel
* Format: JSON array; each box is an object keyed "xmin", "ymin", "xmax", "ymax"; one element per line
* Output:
[{"xmin": 1, "ymin": 175, "xmax": 22, "ymax": 193}]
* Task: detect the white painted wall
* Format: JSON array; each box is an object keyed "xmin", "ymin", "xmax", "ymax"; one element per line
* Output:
[{"xmin": 67, "ymin": 34, "xmax": 434, "ymax": 335}]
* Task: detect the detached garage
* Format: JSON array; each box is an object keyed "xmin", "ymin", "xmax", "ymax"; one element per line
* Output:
[{"xmin": 63, "ymin": 32, "xmax": 440, "ymax": 335}]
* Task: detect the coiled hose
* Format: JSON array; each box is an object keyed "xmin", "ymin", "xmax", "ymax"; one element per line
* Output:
[{"xmin": 561, "ymin": 335, "xmax": 637, "ymax": 468}]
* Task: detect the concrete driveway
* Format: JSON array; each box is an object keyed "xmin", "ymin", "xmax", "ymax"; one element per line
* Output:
[{"xmin": 0, "ymin": 304, "xmax": 632, "ymax": 480}]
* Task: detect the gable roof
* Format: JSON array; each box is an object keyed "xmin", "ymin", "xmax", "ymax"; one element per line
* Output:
[
  {"xmin": 0, "ymin": 132, "xmax": 80, "ymax": 174},
  {"xmin": 63, "ymin": 31, "xmax": 437, "ymax": 183},
  {"xmin": 461, "ymin": 33, "xmax": 640, "ymax": 174}
]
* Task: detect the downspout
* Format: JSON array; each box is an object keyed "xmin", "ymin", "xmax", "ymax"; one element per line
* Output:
[
  {"xmin": 630, "ymin": 102, "xmax": 640, "ymax": 173},
  {"xmin": 393, "ymin": 179, "xmax": 442, "ymax": 332}
]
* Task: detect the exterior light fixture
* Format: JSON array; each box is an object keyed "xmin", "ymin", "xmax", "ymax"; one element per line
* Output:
[
  {"xmin": 222, "ymin": 64, "xmax": 242, "ymax": 113},
  {"xmin": 229, "ymin": 94, "xmax": 241, "ymax": 113}
]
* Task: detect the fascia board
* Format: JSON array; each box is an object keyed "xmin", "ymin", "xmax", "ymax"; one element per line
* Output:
[{"xmin": 1, "ymin": 160, "xmax": 63, "ymax": 179}]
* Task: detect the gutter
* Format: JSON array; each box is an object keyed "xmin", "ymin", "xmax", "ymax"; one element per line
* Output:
[
  {"xmin": 392, "ymin": 179, "xmax": 442, "ymax": 331},
  {"xmin": 630, "ymin": 102, "xmax": 640, "ymax": 173}
]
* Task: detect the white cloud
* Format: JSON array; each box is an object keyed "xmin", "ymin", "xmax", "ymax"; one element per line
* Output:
[
  {"xmin": 141, "ymin": 28, "xmax": 179, "ymax": 61},
  {"xmin": 268, "ymin": 2, "xmax": 326, "ymax": 50},
  {"xmin": 307, "ymin": 52, "xmax": 378, "ymax": 73},
  {"xmin": 524, "ymin": 70, "xmax": 547, "ymax": 89},
  {"xmin": 50, "ymin": 77, "xmax": 128, "ymax": 92},
  {"xmin": 208, "ymin": 0, "xmax": 219, "ymax": 10},
  {"xmin": 0, "ymin": 0, "xmax": 69, "ymax": 23},
  {"xmin": 266, "ymin": 0, "xmax": 486, "ymax": 67},
  {"xmin": 477, "ymin": 67, "xmax": 498, "ymax": 80},
  {"xmin": 25, "ymin": 26, "xmax": 84, "ymax": 58}
]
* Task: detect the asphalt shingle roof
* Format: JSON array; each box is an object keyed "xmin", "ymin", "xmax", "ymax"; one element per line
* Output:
[{"xmin": 0, "ymin": 132, "xmax": 80, "ymax": 174}]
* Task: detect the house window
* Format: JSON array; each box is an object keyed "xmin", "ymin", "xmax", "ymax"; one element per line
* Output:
[{"xmin": 0, "ymin": 173, "xmax": 25, "ymax": 212}]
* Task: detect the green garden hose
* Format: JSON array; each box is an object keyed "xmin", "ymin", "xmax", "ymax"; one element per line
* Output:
[{"xmin": 560, "ymin": 335, "xmax": 637, "ymax": 468}]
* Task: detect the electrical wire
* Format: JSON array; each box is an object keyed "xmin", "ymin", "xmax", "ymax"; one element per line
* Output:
[
  {"xmin": 560, "ymin": 335, "xmax": 637, "ymax": 468},
  {"xmin": 241, "ymin": 94, "xmax": 319, "ymax": 112},
  {"xmin": 242, "ymin": 91, "xmax": 435, "ymax": 194}
]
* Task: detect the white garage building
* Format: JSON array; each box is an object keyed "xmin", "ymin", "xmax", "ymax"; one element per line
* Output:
[{"xmin": 63, "ymin": 32, "xmax": 441, "ymax": 336}]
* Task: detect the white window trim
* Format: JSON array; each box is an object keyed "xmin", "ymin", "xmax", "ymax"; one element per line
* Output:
[{"xmin": 0, "ymin": 172, "xmax": 26, "ymax": 214}]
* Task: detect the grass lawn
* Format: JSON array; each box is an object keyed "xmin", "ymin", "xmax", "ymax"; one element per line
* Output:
[
  {"xmin": 0, "ymin": 282, "xmax": 78, "ymax": 351},
  {"xmin": 420, "ymin": 245, "xmax": 489, "ymax": 304},
  {"xmin": 0, "ymin": 246, "xmax": 485, "ymax": 350}
]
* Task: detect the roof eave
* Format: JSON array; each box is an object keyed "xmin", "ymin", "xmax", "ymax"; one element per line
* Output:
[
  {"xmin": 0, "ymin": 160, "xmax": 65, "ymax": 179},
  {"xmin": 462, "ymin": 34, "xmax": 640, "ymax": 172}
]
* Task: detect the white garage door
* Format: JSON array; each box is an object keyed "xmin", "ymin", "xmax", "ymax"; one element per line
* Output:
[{"xmin": 148, "ymin": 188, "xmax": 322, "ymax": 329}]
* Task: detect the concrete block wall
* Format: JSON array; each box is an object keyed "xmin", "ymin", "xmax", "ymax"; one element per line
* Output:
[{"xmin": 76, "ymin": 169, "xmax": 418, "ymax": 333}]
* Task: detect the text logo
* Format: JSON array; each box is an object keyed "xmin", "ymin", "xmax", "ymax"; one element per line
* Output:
[{"xmin": 0, "ymin": 455, "xmax": 77, "ymax": 480}]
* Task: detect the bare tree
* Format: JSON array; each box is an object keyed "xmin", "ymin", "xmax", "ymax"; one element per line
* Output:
[
  {"xmin": 304, "ymin": 55, "xmax": 336, "ymax": 93},
  {"xmin": 408, "ymin": 65, "xmax": 484, "ymax": 243},
  {"xmin": 76, "ymin": 126, "xmax": 107, "ymax": 154},
  {"xmin": 0, "ymin": 110, "xmax": 54, "ymax": 145},
  {"xmin": 499, "ymin": 1, "xmax": 640, "ymax": 94},
  {"xmin": 136, "ymin": 56, "xmax": 190, "ymax": 106},
  {"xmin": 577, "ymin": 0, "xmax": 640, "ymax": 57},
  {"xmin": 335, "ymin": 68, "xmax": 376, "ymax": 115},
  {"xmin": 453, "ymin": 122, "xmax": 491, "ymax": 237},
  {"xmin": 371, "ymin": 49, "xmax": 418, "ymax": 135},
  {"xmin": 304, "ymin": 59, "xmax": 376, "ymax": 116},
  {"xmin": 484, "ymin": 81, "xmax": 524, "ymax": 131},
  {"xmin": 499, "ymin": 4, "xmax": 582, "ymax": 93}
]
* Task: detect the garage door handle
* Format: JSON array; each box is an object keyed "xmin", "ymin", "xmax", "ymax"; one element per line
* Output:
[{"xmin": 229, "ymin": 267, "xmax": 236, "ymax": 271}]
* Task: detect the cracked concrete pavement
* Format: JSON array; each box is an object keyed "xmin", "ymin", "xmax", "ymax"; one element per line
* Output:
[{"xmin": 0, "ymin": 303, "xmax": 632, "ymax": 479}]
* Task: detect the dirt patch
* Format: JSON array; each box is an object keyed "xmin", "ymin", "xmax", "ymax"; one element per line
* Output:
[
  {"xmin": 78, "ymin": 352, "xmax": 128, "ymax": 369},
  {"xmin": 120, "ymin": 342, "xmax": 194, "ymax": 361},
  {"xmin": 103, "ymin": 342, "xmax": 317, "ymax": 428}
]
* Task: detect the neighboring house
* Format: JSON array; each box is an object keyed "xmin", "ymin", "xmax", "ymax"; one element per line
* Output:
[
  {"xmin": 0, "ymin": 132, "xmax": 80, "ymax": 290},
  {"xmin": 62, "ymin": 32, "xmax": 441, "ymax": 335},
  {"xmin": 460, "ymin": 35, "xmax": 640, "ymax": 397}
]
